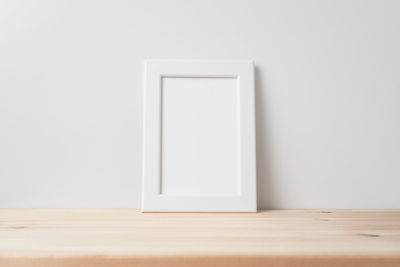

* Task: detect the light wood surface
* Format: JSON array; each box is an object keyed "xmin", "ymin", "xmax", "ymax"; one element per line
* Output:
[{"xmin": 0, "ymin": 209, "xmax": 399, "ymax": 266}]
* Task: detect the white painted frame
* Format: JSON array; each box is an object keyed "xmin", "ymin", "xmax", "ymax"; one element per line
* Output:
[{"xmin": 142, "ymin": 60, "xmax": 256, "ymax": 212}]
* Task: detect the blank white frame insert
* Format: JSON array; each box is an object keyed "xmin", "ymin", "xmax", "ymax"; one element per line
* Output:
[
  {"xmin": 142, "ymin": 60, "xmax": 256, "ymax": 212},
  {"xmin": 161, "ymin": 77, "xmax": 239, "ymax": 196}
]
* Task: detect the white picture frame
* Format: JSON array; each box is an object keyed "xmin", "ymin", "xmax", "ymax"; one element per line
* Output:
[{"xmin": 142, "ymin": 60, "xmax": 256, "ymax": 212}]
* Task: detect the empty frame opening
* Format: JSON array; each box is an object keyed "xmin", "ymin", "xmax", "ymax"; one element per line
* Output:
[{"xmin": 161, "ymin": 77, "xmax": 240, "ymax": 196}]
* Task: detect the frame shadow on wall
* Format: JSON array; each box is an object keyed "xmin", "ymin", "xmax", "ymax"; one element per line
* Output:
[{"xmin": 255, "ymin": 66, "xmax": 277, "ymax": 209}]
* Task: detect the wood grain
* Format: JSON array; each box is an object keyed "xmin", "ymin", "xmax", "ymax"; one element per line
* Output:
[{"xmin": 0, "ymin": 209, "xmax": 399, "ymax": 266}]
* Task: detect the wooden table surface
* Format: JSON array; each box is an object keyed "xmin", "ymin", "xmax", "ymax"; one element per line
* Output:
[{"xmin": 0, "ymin": 209, "xmax": 399, "ymax": 267}]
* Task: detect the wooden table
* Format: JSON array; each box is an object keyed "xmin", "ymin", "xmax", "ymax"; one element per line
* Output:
[{"xmin": 0, "ymin": 209, "xmax": 399, "ymax": 266}]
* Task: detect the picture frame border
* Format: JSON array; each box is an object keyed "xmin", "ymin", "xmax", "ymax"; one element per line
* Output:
[{"xmin": 142, "ymin": 59, "xmax": 256, "ymax": 212}]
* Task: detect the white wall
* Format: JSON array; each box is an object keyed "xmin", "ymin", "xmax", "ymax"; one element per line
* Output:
[{"xmin": 1, "ymin": 0, "xmax": 399, "ymax": 209}]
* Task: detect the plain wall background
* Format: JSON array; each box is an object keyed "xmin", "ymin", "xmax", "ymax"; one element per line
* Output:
[{"xmin": 1, "ymin": 0, "xmax": 399, "ymax": 208}]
